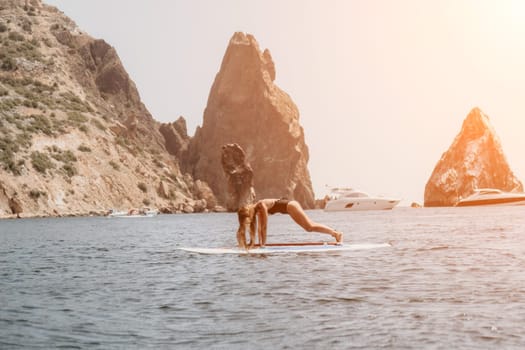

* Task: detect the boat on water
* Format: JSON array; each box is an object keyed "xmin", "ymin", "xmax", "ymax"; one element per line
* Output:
[
  {"xmin": 455, "ymin": 188, "xmax": 525, "ymax": 207},
  {"xmin": 323, "ymin": 188, "xmax": 400, "ymax": 211},
  {"xmin": 107, "ymin": 208, "xmax": 159, "ymax": 218}
]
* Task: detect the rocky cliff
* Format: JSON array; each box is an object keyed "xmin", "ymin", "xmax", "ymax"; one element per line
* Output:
[
  {"xmin": 424, "ymin": 107, "xmax": 523, "ymax": 206},
  {"xmin": 0, "ymin": 0, "xmax": 214, "ymax": 217},
  {"xmin": 181, "ymin": 32, "xmax": 315, "ymax": 209}
]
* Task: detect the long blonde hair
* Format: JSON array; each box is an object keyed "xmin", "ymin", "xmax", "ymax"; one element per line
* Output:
[{"xmin": 237, "ymin": 205, "xmax": 257, "ymax": 244}]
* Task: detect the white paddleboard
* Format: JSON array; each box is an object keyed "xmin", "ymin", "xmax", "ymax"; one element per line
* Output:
[{"xmin": 179, "ymin": 242, "xmax": 391, "ymax": 255}]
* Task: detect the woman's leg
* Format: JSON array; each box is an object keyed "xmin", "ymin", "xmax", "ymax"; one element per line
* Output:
[{"xmin": 286, "ymin": 201, "xmax": 343, "ymax": 242}]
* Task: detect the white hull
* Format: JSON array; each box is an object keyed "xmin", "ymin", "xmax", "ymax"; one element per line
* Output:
[
  {"xmin": 457, "ymin": 199, "xmax": 525, "ymax": 207},
  {"xmin": 324, "ymin": 198, "xmax": 400, "ymax": 211},
  {"xmin": 456, "ymin": 190, "xmax": 525, "ymax": 207},
  {"xmin": 108, "ymin": 213, "xmax": 158, "ymax": 218},
  {"xmin": 108, "ymin": 210, "xmax": 158, "ymax": 218}
]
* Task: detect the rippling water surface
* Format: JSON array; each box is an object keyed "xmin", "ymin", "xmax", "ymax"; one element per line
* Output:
[{"xmin": 2, "ymin": 206, "xmax": 525, "ymax": 349}]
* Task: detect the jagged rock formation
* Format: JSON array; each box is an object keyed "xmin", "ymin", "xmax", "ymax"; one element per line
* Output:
[
  {"xmin": 424, "ymin": 107, "xmax": 523, "ymax": 206},
  {"xmin": 183, "ymin": 32, "xmax": 315, "ymax": 208},
  {"xmin": 0, "ymin": 0, "xmax": 216, "ymax": 217},
  {"xmin": 221, "ymin": 143, "xmax": 255, "ymax": 211},
  {"xmin": 159, "ymin": 116, "xmax": 189, "ymax": 160}
]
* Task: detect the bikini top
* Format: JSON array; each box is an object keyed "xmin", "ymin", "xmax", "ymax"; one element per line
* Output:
[{"xmin": 267, "ymin": 199, "xmax": 289, "ymax": 215}]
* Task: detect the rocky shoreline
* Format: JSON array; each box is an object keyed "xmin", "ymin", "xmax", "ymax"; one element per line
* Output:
[{"xmin": 0, "ymin": 204, "xmax": 229, "ymax": 220}]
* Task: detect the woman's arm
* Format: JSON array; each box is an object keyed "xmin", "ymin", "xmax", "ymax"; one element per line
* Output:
[{"xmin": 255, "ymin": 201, "xmax": 268, "ymax": 246}]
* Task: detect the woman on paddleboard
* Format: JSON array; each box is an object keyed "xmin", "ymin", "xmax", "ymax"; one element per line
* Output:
[{"xmin": 237, "ymin": 198, "xmax": 343, "ymax": 249}]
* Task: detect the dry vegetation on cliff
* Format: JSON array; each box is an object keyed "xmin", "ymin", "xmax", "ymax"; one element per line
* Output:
[
  {"xmin": 0, "ymin": 1, "xmax": 317, "ymax": 218},
  {"xmin": 0, "ymin": 0, "xmax": 214, "ymax": 218}
]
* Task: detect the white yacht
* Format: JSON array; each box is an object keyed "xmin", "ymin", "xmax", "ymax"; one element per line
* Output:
[
  {"xmin": 323, "ymin": 188, "xmax": 400, "ymax": 211},
  {"xmin": 455, "ymin": 188, "xmax": 525, "ymax": 207}
]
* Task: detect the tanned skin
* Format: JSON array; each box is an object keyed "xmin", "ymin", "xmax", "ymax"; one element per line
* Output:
[{"xmin": 237, "ymin": 199, "xmax": 343, "ymax": 249}]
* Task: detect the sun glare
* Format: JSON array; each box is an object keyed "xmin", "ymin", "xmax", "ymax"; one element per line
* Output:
[{"xmin": 479, "ymin": 0, "xmax": 525, "ymax": 35}]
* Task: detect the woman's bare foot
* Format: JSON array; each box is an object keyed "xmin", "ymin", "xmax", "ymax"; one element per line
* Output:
[{"xmin": 333, "ymin": 231, "xmax": 343, "ymax": 244}]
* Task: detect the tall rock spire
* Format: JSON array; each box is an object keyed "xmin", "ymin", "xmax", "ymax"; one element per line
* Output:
[
  {"xmin": 184, "ymin": 32, "xmax": 315, "ymax": 209},
  {"xmin": 424, "ymin": 108, "xmax": 523, "ymax": 206}
]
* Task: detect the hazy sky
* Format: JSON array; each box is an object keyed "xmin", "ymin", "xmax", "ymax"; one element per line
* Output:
[{"xmin": 44, "ymin": 0, "xmax": 525, "ymax": 204}]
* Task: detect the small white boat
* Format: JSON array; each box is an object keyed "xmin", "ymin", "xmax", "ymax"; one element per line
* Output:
[
  {"xmin": 323, "ymin": 188, "xmax": 400, "ymax": 211},
  {"xmin": 107, "ymin": 208, "xmax": 158, "ymax": 218},
  {"xmin": 455, "ymin": 188, "xmax": 525, "ymax": 207}
]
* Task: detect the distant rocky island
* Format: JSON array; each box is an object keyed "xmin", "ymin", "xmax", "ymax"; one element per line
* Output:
[
  {"xmin": 0, "ymin": 0, "xmax": 315, "ymax": 218},
  {"xmin": 424, "ymin": 107, "xmax": 523, "ymax": 206}
]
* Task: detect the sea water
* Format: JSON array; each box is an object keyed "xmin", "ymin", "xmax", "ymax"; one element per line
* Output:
[{"xmin": 1, "ymin": 206, "xmax": 525, "ymax": 349}]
